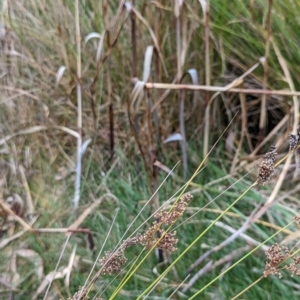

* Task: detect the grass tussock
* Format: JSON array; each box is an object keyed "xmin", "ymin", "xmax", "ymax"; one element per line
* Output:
[{"xmin": 2, "ymin": 0, "xmax": 300, "ymax": 299}]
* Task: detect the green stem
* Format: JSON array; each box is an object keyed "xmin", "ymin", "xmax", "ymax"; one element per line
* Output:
[
  {"xmin": 136, "ymin": 184, "xmax": 256, "ymax": 300},
  {"xmin": 189, "ymin": 221, "xmax": 293, "ymax": 299},
  {"xmin": 231, "ymin": 276, "xmax": 263, "ymax": 300}
]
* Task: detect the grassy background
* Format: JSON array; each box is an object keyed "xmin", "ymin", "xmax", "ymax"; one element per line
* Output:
[{"xmin": 1, "ymin": 0, "xmax": 300, "ymax": 299}]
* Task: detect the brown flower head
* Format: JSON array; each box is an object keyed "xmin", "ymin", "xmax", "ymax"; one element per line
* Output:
[
  {"xmin": 286, "ymin": 256, "xmax": 300, "ymax": 277},
  {"xmin": 264, "ymin": 243, "xmax": 289, "ymax": 278},
  {"xmin": 154, "ymin": 194, "xmax": 193, "ymax": 225},
  {"xmin": 138, "ymin": 227, "xmax": 178, "ymax": 252},
  {"xmin": 99, "ymin": 250, "xmax": 127, "ymax": 275},
  {"xmin": 289, "ymin": 134, "xmax": 297, "ymax": 151},
  {"xmin": 68, "ymin": 286, "xmax": 88, "ymax": 300},
  {"xmin": 155, "ymin": 229, "xmax": 178, "ymax": 252},
  {"xmin": 257, "ymin": 145, "xmax": 277, "ymax": 185}
]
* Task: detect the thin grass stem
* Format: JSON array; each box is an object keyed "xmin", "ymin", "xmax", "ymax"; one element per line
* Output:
[
  {"xmin": 189, "ymin": 221, "xmax": 294, "ymax": 299},
  {"xmin": 73, "ymin": 0, "xmax": 83, "ymax": 209},
  {"xmin": 231, "ymin": 276, "xmax": 263, "ymax": 300},
  {"xmin": 137, "ymin": 183, "xmax": 256, "ymax": 299}
]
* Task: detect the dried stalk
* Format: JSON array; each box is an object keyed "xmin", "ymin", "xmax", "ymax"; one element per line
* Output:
[
  {"xmin": 175, "ymin": 0, "xmax": 188, "ymax": 179},
  {"xmin": 203, "ymin": 0, "xmax": 211, "ymax": 161},
  {"xmin": 258, "ymin": 0, "xmax": 272, "ymax": 145},
  {"xmin": 72, "ymin": 0, "xmax": 83, "ymax": 209},
  {"xmin": 144, "ymin": 82, "xmax": 300, "ymax": 96}
]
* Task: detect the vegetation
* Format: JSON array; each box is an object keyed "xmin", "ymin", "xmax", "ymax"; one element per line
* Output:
[{"xmin": 1, "ymin": 0, "xmax": 300, "ymax": 299}]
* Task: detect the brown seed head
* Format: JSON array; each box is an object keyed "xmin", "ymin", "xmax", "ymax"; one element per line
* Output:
[
  {"xmin": 154, "ymin": 193, "xmax": 193, "ymax": 225},
  {"xmin": 264, "ymin": 243, "xmax": 289, "ymax": 278},
  {"xmin": 99, "ymin": 250, "xmax": 127, "ymax": 275},
  {"xmin": 289, "ymin": 134, "xmax": 297, "ymax": 151},
  {"xmin": 257, "ymin": 145, "xmax": 277, "ymax": 185},
  {"xmin": 286, "ymin": 256, "xmax": 300, "ymax": 277}
]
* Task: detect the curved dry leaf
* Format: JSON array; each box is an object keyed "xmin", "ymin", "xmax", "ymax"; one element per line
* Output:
[
  {"xmin": 56, "ymin": 66, "xmax": 66, "ymax": 84},
  {"xmin": 0, "ymin": 126, "xmax": 47, "ymax": 145},
  {"xmin": 0, "ymin": 126, "xmax": 80, "ymax": 146},
  {"xmin": 80, "ymin": 138, "xmax": 92, "ymax": 157},
  {"xmin": 174, "ymin": 0, "xmax": 183, "ymax": 17},
  {"xmin": 33, "ymin": 271, "xmax": 64, "ymax": 300},
  {"xmin": 84, "ymin": 31, "xmax": 106, "ymax": 63},
  {"xmin": 199, "ymin": 0, "xmax": 207, "ymax": 15},
  {"xmin": 130, "ymin": 80, "xmax": 145, "ymax": 110},
  {"xmin": 9, "ymin": 50, "xmax": 35, "ymax": 62},
  {"xmin": 131, "ymin": 6, "xmax": 168, "ymax": 77},
  {"xmin": 187, "ymin": 69, "xmax": 200, "ymax": 103},
  {"xmin": 187, "ymin": 69, "xmax": 198, "ymax": 84},
  {"xmin": 64, "ymin": 245, "xmax": 77, "ymax": 288},
  {"xmin": 163, "ymin": 133, "xmax": 183, "ymax": 143},
  {"xmin": 84, "ymin": 32, "xmax": 102, "ymax": 44},
  {"xmin": 96, "ymin": 31, "xmax": 106, "ymax": 63},
  {"xmin": 0, "ymin": 229, "xmax": 28, "ymax": 249},
  {"xmin": 142, "ymin": 45, "xmax": 154, "ymax": 82},
  {"xmin": 153, "ymin": 160, "xmax": 175, "ymax": 177},
  {"xmin": 15, "ymin": 249, "xmax": 44, "ymax": 280},
  {"xmin": 53, "ymin": 126, "xmax": 80, "ymax": 138}
]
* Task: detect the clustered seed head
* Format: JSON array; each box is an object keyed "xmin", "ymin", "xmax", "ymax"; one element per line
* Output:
[
  {"xmin": 155, "ymin": 230, "xmax": 178, "ymax": 252},
  {"xmin": 264, "ymin": 244, "xmax": 290, "ymax": 278},
  {"xmin": 67, "ymin": 286, "xmax": 88, "ymax": 300},
  {"xmin": 154, "ymin": 193, "xmax": 193, "ymax": 225},
  {"xmin": 289, "ymin": 125, "xmax": 300, "ymax": 151},
  {"xmin": 100, "ymin": 194, "xmax": 192, "ymax": 274},
  {"xmin": 71, "ymin": 194, "xmax": 193, "ymax": 299},
  {"xmin": 286, "ymin": 256, "xmax": 300, "ymax": 277},
  {"xmin": 289, "ymin": 134, "xmax": 297, "ymax": 151},
  {"xmin": 136, "ymin": 194, "xmax": 192, "ymax": 252},
  {"xmin": 258, "ymin": 125, "xmax": 300, "ymax": 184},
  {"xmin": 257, "ymin": 145, "xmax": 277, "ymax": 185},
  {"xmin": 137, "ymin": 223, "xmax": 160, "ymax": 249},
  {"xmin": 137, "ymin": 226, "xmax": 178, "ymax": 252},
  {"xmin": 99, "ymin": 250, "xmax": 127, "ymax": 275},
  {"xmin": 122, "ymin": 235, "xmax": 141, "ymax": 248},
  {"xmin": 263, "ymin": 210, "xmax": 300, "ymax": 280}
]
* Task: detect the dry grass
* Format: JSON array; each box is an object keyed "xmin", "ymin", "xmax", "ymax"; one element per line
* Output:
[{"xmin": 1, "ymin": 0, "xmax": 300, "ymax": 299}]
